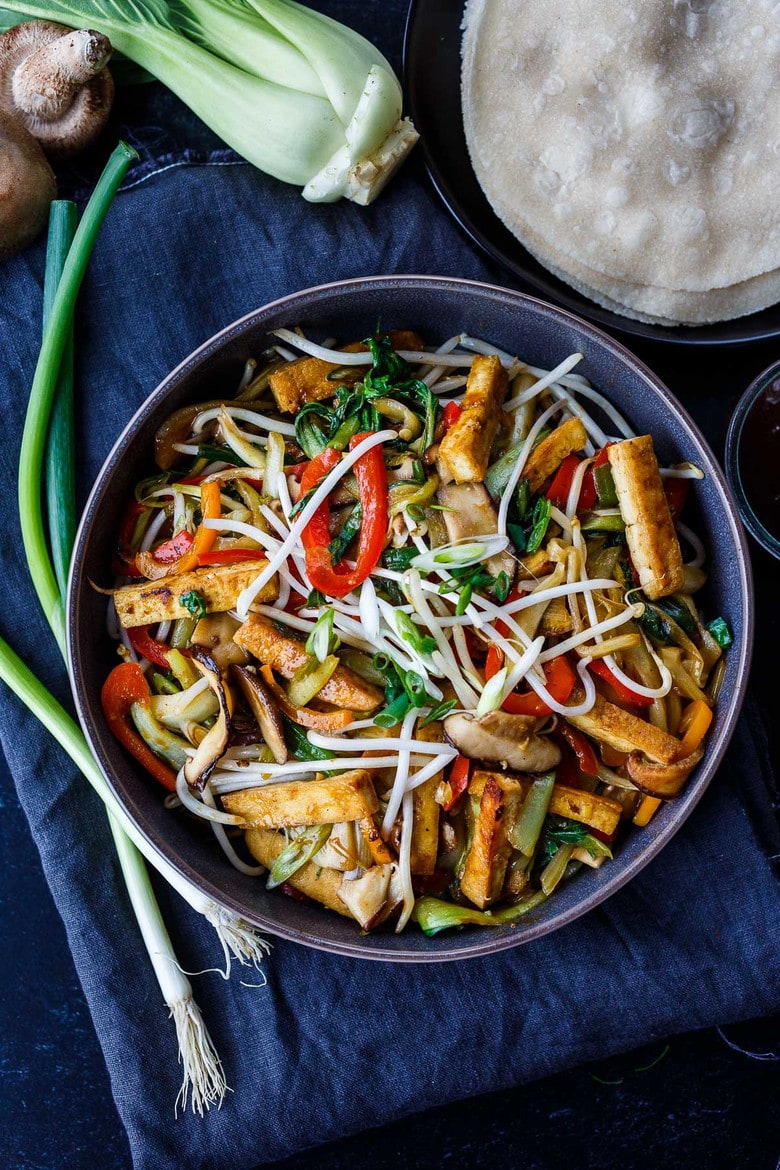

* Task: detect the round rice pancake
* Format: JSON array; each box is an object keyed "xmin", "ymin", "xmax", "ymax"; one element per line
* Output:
[{"xmin": 462, "ymin": 0, "xmax": 780, "ymax": 318}]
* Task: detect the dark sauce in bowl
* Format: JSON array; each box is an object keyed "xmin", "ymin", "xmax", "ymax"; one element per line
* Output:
[{"xmin": 727, "ymin": 362, "xmax": 780, "ymax": 559}]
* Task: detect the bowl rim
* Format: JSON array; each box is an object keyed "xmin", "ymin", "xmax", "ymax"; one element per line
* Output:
[
  {"xmin": 725, "ymin": 357, "xmax": 780, "ymax": 561},
  {"xmin": 66, "ymin": 274, "xmax": 755, "ymax": 961}
]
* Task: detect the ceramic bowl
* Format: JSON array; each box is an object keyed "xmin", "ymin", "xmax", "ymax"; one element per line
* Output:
[{"xmin": 67, "ymin": 276, "xmax": 753, "ymax": 961}]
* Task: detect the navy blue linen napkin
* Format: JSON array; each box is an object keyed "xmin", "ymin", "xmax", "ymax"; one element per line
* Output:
[{"xmin": 1, "ymin": 135, "xmax": 779, "ymax": 1170}]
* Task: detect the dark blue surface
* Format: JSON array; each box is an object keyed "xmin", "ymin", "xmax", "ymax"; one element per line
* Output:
[{"xmin": 0, "ymin": 3, "xmax": 779, "ymax": 1169}]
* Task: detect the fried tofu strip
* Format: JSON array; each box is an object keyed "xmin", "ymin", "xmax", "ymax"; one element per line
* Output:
[
  {"xmin": 608, "ymin": 435, "xmax": 682, "ymax": 599},
  {"xmin": 234, "ymin": 614, "xmax": 383, "ymax": 710},
  {"xmin": 409, "ymin": 719, "xmax": 442, "ymax": 876},
  {"xmin": 245, "ymin": 828, "xmax": 352, "ymax": 918},
  {"xmin": 438, "ymin": 353, "xmax": 508, "ymax": 483},
  {"xmin": 222, "ymin": 768, "xmax": 379, "ymax": 828},
  {"xmin": 522, "ymin": 416, "xmax": 588, "ymax": 493},
  {"xmin": 470, "ymin": 770, "xmax": 622, "ymax": 836},
  {"xmin": 113, "ymin": 560, "xmax": 278, "ymax": 629},
  {"xmin": 268, "ymin": 330, "xmax": 424, "ymax": 414},
  {"xmin": 460, "ymin": 773, "xmax": 525, "ymax": 909},
  {"xmin": 568, "ymin": 693, "xmax": 680, "ymax": 765},
  {"xmin": 607, "ymin": 435, "xmax": 685, "ymax": 600}
]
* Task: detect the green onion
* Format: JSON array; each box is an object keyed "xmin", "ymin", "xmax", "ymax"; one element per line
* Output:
[
  {"xmin": 4, "ymin": 0, "xmax": 415, "ymax": 204},
  {"xmin": 707, "ymin": 616, "xmax": 733, "ymax": 649},
  {"xmin": 395, "ymin": 610, "xmax": 437, "ymax": 659},
  {"xmin": 418, "ymin": 699, "xmax": 457, "ymax": 729},
  {"xmin": 42, "ymin": 201, "xmax": 78, "ymax": 598},
  {"xmin": 526, "ymin": 497, "xmax": 552, "ymax": 554},
  {"xmin": 266, "ymin": 824, "xmax": 331, "ymax": 890},
  {"xmin": 540, "ymin": 843, "xmax": 576, "ymax": 894},
  {"xmin": 413, "ymin": 890, "xmax": 547, "ymax": 935},
  {"xmin": 18, "ymin": 142, "xmax": 138, "ymax": 655},
  {"xmin": 373, "ymin": 692, "xmax": 411, "ymax": 728},
  {"xmin": 475, "ymin": 667, "xmax": 507, "ymax": 717},
  {"xmin": 13, "ymin": 144, "xmax": 262, "ymax": 1109},
  {"xmin": 509, "ymin": 774, "xmax": 555, "ymax": 856},
  {"xmin": 305, "ymin": 608, "xmax": 339, "ymax": 662},
  {"xmin": 494, "ymin": 570, "xmax": 511, "ymax": 603}
]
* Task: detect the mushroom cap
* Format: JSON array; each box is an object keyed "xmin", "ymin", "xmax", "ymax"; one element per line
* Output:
[
  {"xmin": 0, "ymin": 110, "xmax": 56, "ymax": 260},
  {"xmin": 0, "ymin": 21, "xmax": 114, "ymax": 158}
]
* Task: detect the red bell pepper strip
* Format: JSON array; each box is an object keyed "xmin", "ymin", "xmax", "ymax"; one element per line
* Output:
[
  {"xmin": 148, "ymin": 529, "xmax": 195, "ymax": 564},
  {"xmin": 546, "ymin": 453, "xmax": 581, "ymax": 509},
  {"xmin": 588, "ymin": 658, "xmax": 653, "ymax": 708},
  {"xmin": 485, "ymin": 647, "xmax": 577, "ymax": 716},
  {"xmin": 126, "ymin": 625, "xmax": 173, "ymax": 670},
  {"xmin": 112, "ymin": 500, "xmax": 147, "ymax": 577},
  {"xmin": 557, "ymin": 721, "xmax": 599, "ymax": 776},
  {"xmin": 300, "ymin": 434, "xmax": 388, "ymax": 599},
  {"xmin": 101, "ymin": 662, "xmax": 177, "ymax": 791},
  {"xmin": 442, "ymin": 754, "xmax": 470, "ymax": 811},
  {"xmin": 441, "ymin": 401, "xmax": 462, "ymax": 431},
  {"xmin": 578, "ymin": 443, "xmax": 613, "ymax": 512},
  {"xmin": 664, "ymin": 475, "xmax": 690, "ymax": 520}
]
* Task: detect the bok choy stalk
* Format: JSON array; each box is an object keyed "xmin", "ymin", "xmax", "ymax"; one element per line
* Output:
[
  {"xmin": 10, "ymin": 143, "xmax": 269, "ymax": 1113},
  {"xmin": 2, "ymin": 0, "xmax": 418, "ymax": 203}
]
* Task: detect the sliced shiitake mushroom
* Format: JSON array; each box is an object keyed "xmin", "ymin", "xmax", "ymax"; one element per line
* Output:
[
  {"xmin": 230, "ymin": 664, "xmax": 288, "ymax": 764},
  {"xmin": 443, "ymin": 710, "xmax": 561, "ymax": 773},
  {"xmin": 183, "ymin": 647, "xmax": 233, "ymax": 790},
  {"xmin": 625, "ymin": 744, "xmax": 705, "ymax": 799}
]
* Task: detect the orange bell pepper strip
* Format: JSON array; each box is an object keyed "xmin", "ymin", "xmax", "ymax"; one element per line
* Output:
[
  {"xmin": 676, "ymin": 699, "xmax": 713, "ymax": 761},
  {"xmin": 101, "ymin": 662, "xmax": 177, "ymax": 791}
]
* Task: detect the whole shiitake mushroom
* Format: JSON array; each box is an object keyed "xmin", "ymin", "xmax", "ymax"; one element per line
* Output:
[{"xmin": 0, "ymin": 20, "xmax": 114, "ymax": 260}]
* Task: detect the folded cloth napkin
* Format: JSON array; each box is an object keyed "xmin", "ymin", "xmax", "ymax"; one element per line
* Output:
[{"xmin": 1, "ymin": 73, "xmax": 779, "ymax": 1170}]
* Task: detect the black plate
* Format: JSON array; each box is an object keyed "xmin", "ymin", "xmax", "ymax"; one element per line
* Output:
[{"xmin": 403, "ymin": 0, "xmax": 780, "ymax": 347}]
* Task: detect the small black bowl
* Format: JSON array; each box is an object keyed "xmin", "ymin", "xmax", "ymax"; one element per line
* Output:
[
  {"xmin": 725, "ymin": 359, "xmax": 780, "ymax": 560},
  {"xmin": 67, "ymin": 276, "xmax": 753, "ymax": 961}
]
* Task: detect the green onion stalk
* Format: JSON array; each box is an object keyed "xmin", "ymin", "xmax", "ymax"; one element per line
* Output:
[{"xmin": 6, "ymin": 145, "xmax": 269, "ymax": 1113}]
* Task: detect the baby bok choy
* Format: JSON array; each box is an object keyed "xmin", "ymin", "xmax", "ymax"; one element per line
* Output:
[{"xmin": 2, "ymin": 0, "xmax": 418, "ymax": 203}]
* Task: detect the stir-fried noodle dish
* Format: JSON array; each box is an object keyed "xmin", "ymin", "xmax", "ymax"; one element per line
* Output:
[{"xmin": 102, "ymin": 327, "xmax": 732, "ymax": 935}]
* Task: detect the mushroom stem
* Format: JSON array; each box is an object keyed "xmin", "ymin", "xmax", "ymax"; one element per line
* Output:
[
  {"xmin": 0, "ymin": 22, "xmax": 114, "ymax": 158},
  {"xmin": 13, "ymin": 29, "xmax": 112, "ymax": 121}
]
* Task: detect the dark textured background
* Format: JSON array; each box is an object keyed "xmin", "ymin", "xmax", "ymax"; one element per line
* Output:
[{"xmin": 1, "ymin": 1, "xmax": 779, "ymax": 1167}]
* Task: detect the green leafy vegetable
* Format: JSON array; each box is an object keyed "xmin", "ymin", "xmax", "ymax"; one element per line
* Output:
[
  {"xmin": 328, "ymin": 502, "xmax": 362, "ymax": 564},
  {"xmin": 282, "ymin": 715, "xmax": 336, "ymax": 761},
  {"xmin": 179, "ymin": 590, "xmax": 208, "ymax": 620},
  {"xmin": 707, "ymin": 616, "xmax": 733, "ymax": 649},
  {"xmin": 413, "ymin": 890, "xmax": 547, "ymax": 935}
]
